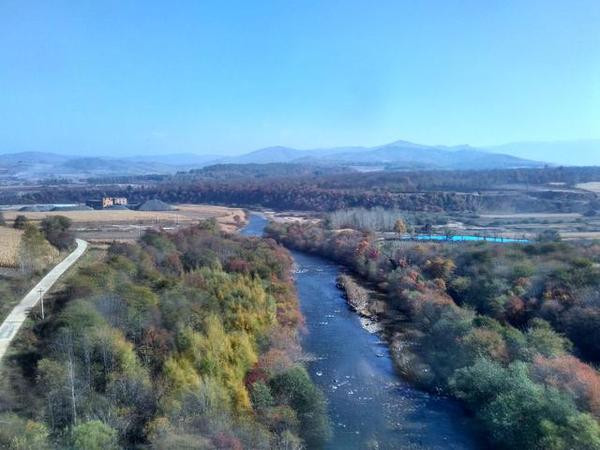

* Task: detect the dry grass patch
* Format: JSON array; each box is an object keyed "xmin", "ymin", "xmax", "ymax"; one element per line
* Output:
[
  {"xmin": 576, "ymin": 182, "xmax": 600, "ymax": 193},
  {"xmin": 479, "ymin": 213, "xmax": 582, "ymax": 220},
  {"xmin": 561, "ymin": 231, "xmax": 600, "ymax": 240},
  {"xmin": 3, "ymin": 204, "xmax": 245, "ymax": 228},
  {"xmin": 0, "ymin": 227, "xmax": 23, "ymax": 268},
  {"xmin": 3, "ymin": 204, "xmax": 246, "ymax": 243}
]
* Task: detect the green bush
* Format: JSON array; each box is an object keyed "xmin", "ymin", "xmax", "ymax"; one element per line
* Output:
[
  {"xmin": 72, "ymin": 420, "xmax": 119, "ymax": 450},
  {"xmin": 453, "ymin": 359, "xmax": 600, "ymax": 449},
  {"xmin": 0, "ymin": 413, "xmax": 49, "ymax": 449},
  {"xmin": 270, "ymin": 366, "xmax": 331, "ymax": 448}
]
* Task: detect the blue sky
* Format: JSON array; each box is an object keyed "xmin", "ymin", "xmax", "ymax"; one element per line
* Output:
[{"xmin": 0, "ymin": 0, "xmax": 598, "ymax": 156}]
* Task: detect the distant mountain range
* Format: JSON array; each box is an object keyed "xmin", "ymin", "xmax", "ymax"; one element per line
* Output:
[
  {"xmin": 0, "ymin": 139, "xmax": 553, "ymax": 181},
  {"xmin": 0, "ymin": 152, "xmax": 179, "ymax": 180},
  {"xmin": 225, "ymin": 140, "xmax": 544, "ymax": 169},
  {"xmin": 485, "ymin": 140, "xmax": 600, "ymax": 166}
]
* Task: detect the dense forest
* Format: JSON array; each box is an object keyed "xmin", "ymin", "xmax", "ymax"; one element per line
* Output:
[
  {"xmin": 74, "ymin": 165, "xmax": 600, "ymax": 191},
  {"xmin": 0, "ymin": 220, "xmax": 329, "ymax": 449},
  {"xmin": 266, "ymin": 221, "xmax": 600, "ymax": 449},
  {"xmin": 2, "ymin": 165, "xmax": 599, "ymax": 214}
]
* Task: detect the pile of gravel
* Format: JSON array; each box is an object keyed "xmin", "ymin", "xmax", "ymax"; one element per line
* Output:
[
  {"xmin": 19, "ymin": 205, "xmax": 51, "ymax": 212},
  {"xmin": 136, "ymin": 199, "xmax": 175, "ymax": 211}
]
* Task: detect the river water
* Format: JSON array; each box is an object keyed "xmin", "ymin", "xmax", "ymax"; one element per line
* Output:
[{"xmin": 242, "ymin": 214, "xmax": 479, "ymax": 450}]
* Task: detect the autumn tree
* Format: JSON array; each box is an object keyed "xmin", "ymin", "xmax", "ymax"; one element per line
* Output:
[
  {"xmin": 394, "ymin": 218, "xmax": 407, "ymax": 234},
  {"xmin": 41, "ymin": 215, "xmax": 75, "ymax": 250}
]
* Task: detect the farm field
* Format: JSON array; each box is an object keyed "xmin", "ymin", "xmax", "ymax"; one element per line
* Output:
[
  {"xmin": 448, "ymin": 211, "xmax": 600, "ymax": 241},
  {"xmin": 560, "ymin": 231, "xmax": 600, "ymax": 240},
  {"xmin": 576, "ymin": 182, "xmax": 600, "ymax": 193},
  {"xmin": 478, "ymin": 212, "xmax": 583, "ymax": 220},
  {"xmin": 0, "ymin": 227, "xmax": 23, "ymax": 268},
  {"xmin": 3, "ymin": 204, "xmax": 246, "ymax": 242}
]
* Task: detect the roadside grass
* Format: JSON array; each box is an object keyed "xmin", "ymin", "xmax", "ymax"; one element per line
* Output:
[
  {"xmin": 0, "ymin": 243, "xmax": 99, "ymax": 375},
  {"xmin": 0, "ymin": 244, "xmax": 92, "ymax": 324}
]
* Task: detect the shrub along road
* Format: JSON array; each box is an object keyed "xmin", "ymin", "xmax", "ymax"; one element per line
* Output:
[{"xmin": 0, "ymin": 238, "xmax": 88, "ymax": 362}]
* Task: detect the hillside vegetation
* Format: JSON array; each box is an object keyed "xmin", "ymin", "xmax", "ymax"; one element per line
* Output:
[{"xmin": 0, "ymin": 220, "xmax": 329, "ymax": 449}]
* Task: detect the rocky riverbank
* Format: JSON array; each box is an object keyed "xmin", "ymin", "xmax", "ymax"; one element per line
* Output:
[
  {"xmin": 335, "ymin": 272, "xmax": 433, "ymax": 386},
  {"xmin": 336, "ymin": 273, "xmax": 389, "ymax": 331}
]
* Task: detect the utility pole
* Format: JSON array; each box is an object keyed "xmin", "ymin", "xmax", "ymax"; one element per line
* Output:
[{"xmin": 38, "ymin": 288, "xmax": 45, "ymax": 320}]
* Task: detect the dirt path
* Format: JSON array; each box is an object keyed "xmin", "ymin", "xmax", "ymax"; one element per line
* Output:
[{"xmin": 0, "ymin": 239, "xmax": 88, "ymax": 363}]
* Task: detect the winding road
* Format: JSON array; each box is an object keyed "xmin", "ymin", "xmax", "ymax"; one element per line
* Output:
[{"xmin": 0, "ymin": 238, "xmax": 88, "ymax": 363}]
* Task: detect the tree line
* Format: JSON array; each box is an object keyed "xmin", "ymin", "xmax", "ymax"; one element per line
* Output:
[{"xmin": 2, "ymin": 165, "xmax": 599, "ymax": 214}]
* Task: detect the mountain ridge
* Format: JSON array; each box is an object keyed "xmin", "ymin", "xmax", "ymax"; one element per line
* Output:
[
  {"xmin": 485, "ymin": 139, "xmax": 600, "ymax": 166},
  {"xmin": 225, "ymin": 140, "xmax": 545, "ymax": 169},
  {"xmin": 0, "ymin": 139, "xmax": 549, "ymax": 180}
]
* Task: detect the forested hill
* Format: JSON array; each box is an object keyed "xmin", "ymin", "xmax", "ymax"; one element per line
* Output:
[{"xmin": 0, "ymin": 220, "xmax": 330, "ymax": 449}]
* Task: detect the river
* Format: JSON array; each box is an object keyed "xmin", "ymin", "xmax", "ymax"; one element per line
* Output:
[{"xmin": 242, "ymin": 214, "xmax": 479, "ymax": 450}]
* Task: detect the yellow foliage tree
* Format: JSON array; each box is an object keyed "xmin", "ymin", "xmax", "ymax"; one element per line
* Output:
[{"xmin": 394, "ymin": 218, "xmax": 408, "ymax": 234}]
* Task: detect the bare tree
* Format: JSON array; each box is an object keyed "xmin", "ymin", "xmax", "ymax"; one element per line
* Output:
[
  {"xmin": 53, "ymin": 329, "xmax": 78, "ymax": 426},
  {"xmin": 328, "ymin": 207, "xmax": 406, "ymax": 231}
]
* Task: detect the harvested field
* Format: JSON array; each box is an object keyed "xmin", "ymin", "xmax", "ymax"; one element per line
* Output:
[
  {"xmin": 0, "ymin": 227, "xmax": 23, "ymax": 268},
  {"xmin": 3, "ymin": 204, "xmax": 246, "ymax": 242},
  {"xmin": 576, "ymin": 182, "xmax": 600, "ymax": 193},
  {"xmin": 561, "ymin": 231, "xmax": 600, "ymax": 240},
  {"xmin": 479, "ymin": 213, "xmax": 582, "ymax": 220}
]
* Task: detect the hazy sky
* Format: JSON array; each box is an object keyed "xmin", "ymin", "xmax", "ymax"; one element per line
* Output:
[{"xmin": 0, "ymin": 0, "xmax": 598, "ymax": 156}]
